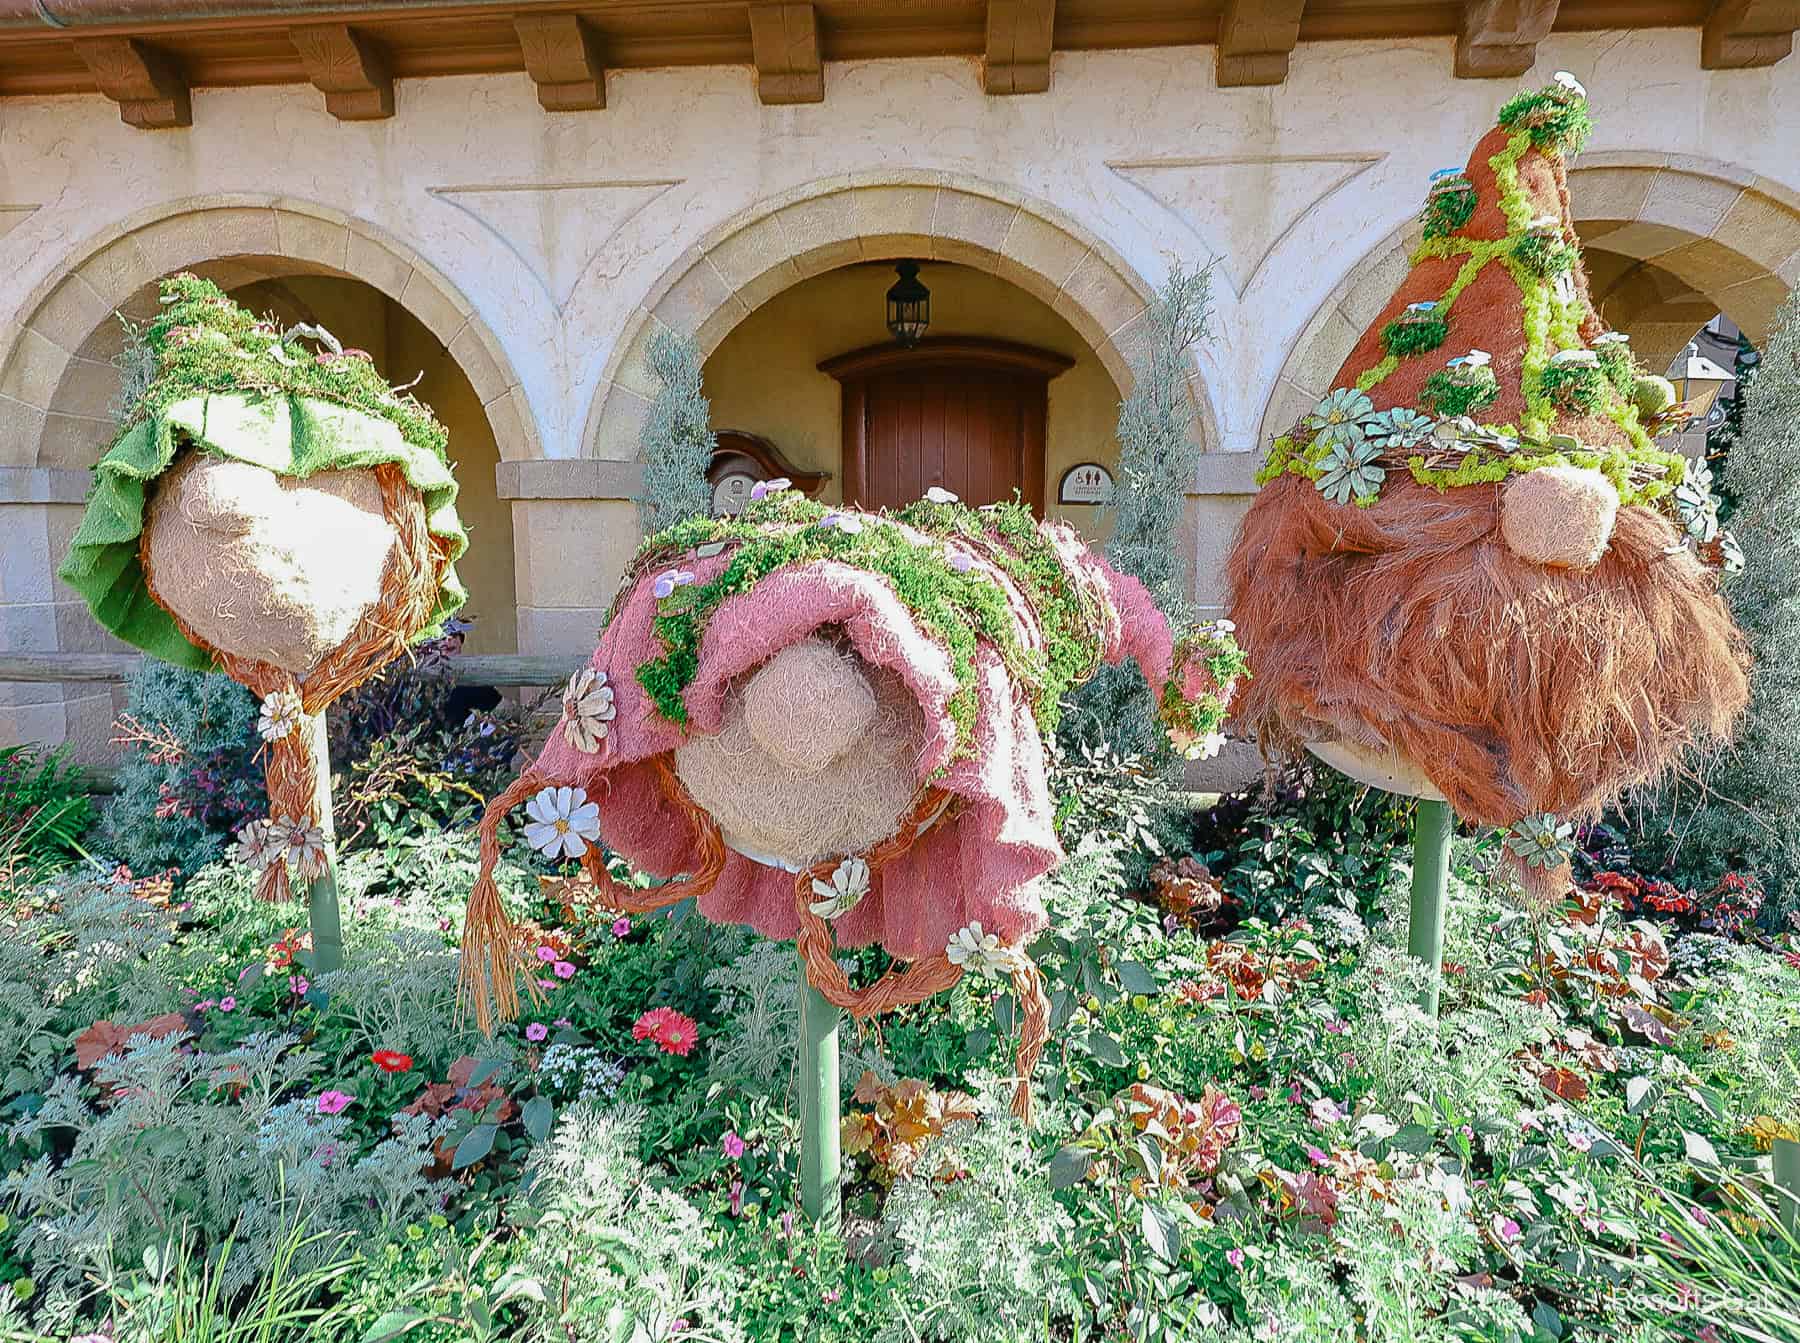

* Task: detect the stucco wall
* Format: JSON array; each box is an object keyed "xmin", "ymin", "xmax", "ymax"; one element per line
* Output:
[{"xmin": 703, "ymin": 260, "xmax": 1122, "ymax": 538}]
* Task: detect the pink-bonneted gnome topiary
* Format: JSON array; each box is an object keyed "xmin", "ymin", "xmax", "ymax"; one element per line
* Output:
[{"xmin": 461, "ymin": 488, "xmax": 1243, "ymax": 1120}]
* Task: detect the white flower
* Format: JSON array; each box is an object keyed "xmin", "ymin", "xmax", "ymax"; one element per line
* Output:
[
  {"xmin": 945, "ymin": 545, "xmax": 975, "ymax": 574},
  {"xmin": 560, "ymin": 669, "xmax": 615, "ymax": 754},
  {"xmin": 817, "ymin": 512, "xmax": 864, "ymax": 535},
  {"xmin": 1553, "ymin": 71, "xmax": 1586, "ymax": 98},
  {"xmin": 1209, "ymin": 618, "xmax": 1237, "ymax": 633},
  {"xmin": 1355, "ymin": 1112, "xmax": 1399, "ymax": 1143},
  {"xmin": 256, "ymin": 689, "xmax": 305, "ymax": 743},
  {"xmin": 1404, "ymin": 301, "xmax": 1437, "ymax": 314},
  {"xmin": 945, "ymin": 922, "xmax": 1023, "ymax": 977},
  {"xmin": 809, "ymin": 857, "xmax": 870, "ymax": 920},
  {"xmin": 277, "ymin": 817, "xmax": 330, "ymax": 881},
  {"xmin": 524, "ymin": 786, "xmax": 601, "ymax": 860},
  {"xmin": 1196, "ymin": 730, "xmax": 1228, "ymax": 759},
  {"xmin": 1594, "ymin": 331, "xmax": 1630, "ymax": 346},
  {"xmin": 925, "ymin": 486, "xmax": 959, "ymax": 504},
  {"xmin": 1447, "ymin": 349, "xmax": 1491, "ymax": 370},
  {"xmin": 750, "ymin": 477, "xmax": 792, "ymax": 502},
  {"xmin": 1549, "ymin": 348, "xmax": 1599, "ymax": 367},
  {"xmin": 232, "ymin": 818, "xmax": 286, "ymax": 870},
  {"xmin": 653, "ymin": 569, "xmax": 696, "ymax": 600}
]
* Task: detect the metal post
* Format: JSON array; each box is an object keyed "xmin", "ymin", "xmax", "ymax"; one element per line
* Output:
[
  {"xmin": 305, "ymin": 711, "xmax": 344, "ymax": 975},
  {"xmin": 798, "ymin": 974, "xmax": 842, "ymax": 1230},
  {"xmin": 1407, "ymin": 798, "xmax": 1454, "ymax": 1017},
  {"xmin": 1775, "ymin": 1137, "xmax": 1800, "ymax": 1236}
]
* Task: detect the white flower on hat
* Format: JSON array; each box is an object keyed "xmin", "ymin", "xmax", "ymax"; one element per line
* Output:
[
  {"xmin": 1549, "ymin": 348, "xmax": 1599, "ymax": 367},
  {"xmin": 1447, "ymin": 350, "xmax": 1491, "ymax": 369},
  {"xmin": 750, "ymin": 477, "xmax": 792, "ymax": 502},
  {"xmin": 925, "ymin": 486, "xmax": 959, "ymax": 504},
  {"xmin": 560, "ymin": 669, "xmax": 616, "ymax": 754},
  {"xmin": 809, "ymin": 857, "xmax": 870, "ymax": 920},
  {"xmin": 817, "ymin": 512, "xmax": 865, "ymax": 535},
  {"xmin": 946, "ymin": 922, "xmax": 1024, "ymax": 977},
  {"xmin": 257, "ymin": 689, "xmax": 305, "ymax": 743},
  {"xmin": 524, "ymin": 786, "xmax": 601, "ymax": 860},
  {"xmin": 653, "ymin": 569, "xmax": 696, "ymax": 600},
  {"xmin": 1553, "ymin": 71, "xmax": 1586, "ymax": 98}
]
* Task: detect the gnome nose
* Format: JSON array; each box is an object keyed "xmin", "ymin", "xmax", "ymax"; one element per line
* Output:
[{"xmin": 742, "ymin": 637, "xmax": 878, "ymax": 774}]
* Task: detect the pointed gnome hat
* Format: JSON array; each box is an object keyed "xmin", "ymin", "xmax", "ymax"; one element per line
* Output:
[
  {"xmin": 460, "ymin": 491, "xmax": 1243, "ymax": 1117},
  {"xmin": 1227, "ymin": 75, "xmax": 1749, "ymax": 869}
]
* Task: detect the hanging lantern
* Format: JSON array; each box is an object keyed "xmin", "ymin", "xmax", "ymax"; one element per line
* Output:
[{"xmin": 885, "ymin": 260, "xmax": 930, "ymax": 347}]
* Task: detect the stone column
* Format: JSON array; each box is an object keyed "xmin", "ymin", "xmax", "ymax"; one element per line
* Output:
[{"xmin": 499, "ymin": 460, "xmax": 648, "ymax": 657}]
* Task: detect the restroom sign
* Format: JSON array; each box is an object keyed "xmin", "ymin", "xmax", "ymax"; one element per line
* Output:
[{"xmin": 1059, "ymin": 462, "xmax": 1116, "ymax": 505}]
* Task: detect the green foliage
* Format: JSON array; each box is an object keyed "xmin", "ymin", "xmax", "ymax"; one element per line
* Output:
[
  {"xmin": 1632, "ymin": 292, "xmax": 1800, "ymax": 921},
  {"xmin": 104, "ymin": 659, "xmax": 259, "ymax": 876},
  {"xmin": 1417, "ymin": 369, "xmax": 1499, "ymax": 419},
  {"xmin": 1496, "ymin": 87, "xmax": 1593, "ymax": 154},
  {"xmin": 0, "ymin": 744, "xmax": 93, "ymax": 884},
  {"xmin": 1380, "ymin": 312, "xmax": 1449, "ymax": 358},
  {"xmin": 1633, "ymin": 373, "xmax": 1676, "ymax": 417},
  {"xmin": 638, "ymin": 329, "xmax": 718, "ymax": 537},
  {"xmin": 704, "ymin": 941, "xmax": 800, "ymax": 1085},
  {"xmin": 1512, "ymin": 231, "xmax": 1578, "ymax": 278}
]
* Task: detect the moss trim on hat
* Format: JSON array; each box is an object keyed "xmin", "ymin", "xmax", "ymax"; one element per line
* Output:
[{"xmin": 56, "ymin": 275, "xmax": 469, "ymax": 672}]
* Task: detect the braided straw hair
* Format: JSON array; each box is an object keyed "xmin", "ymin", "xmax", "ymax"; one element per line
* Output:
[
  {"xmin": 140, "ymin": 458, "xmax": 452, "ymax": 902},
  {"xmin": 464, "ymin": 755, "xmax": 1052, "ymax": 1122}
]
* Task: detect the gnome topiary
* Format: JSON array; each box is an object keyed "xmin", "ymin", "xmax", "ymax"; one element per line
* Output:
[
  {"xmin": 1229, "ymin": 75, "xmax": 1750, "ymax": 889},
  {"xmin": 59, "ymin": 275, "xmax": 468, "ymax": 901},
  {"xmin": 461, "ymin": 488, "xmax": 1242, "ymax": 1120}
]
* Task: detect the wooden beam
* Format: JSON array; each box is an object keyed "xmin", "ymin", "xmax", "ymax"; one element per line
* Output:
[
  {"xmin": 748, "ymin": 2, "xmax": 823, "ymax": 104},
  {"xmin": 514, "ymin": 14, "xmax": 606, "ymax": 111},
  {"xmin": 0, "ymin": 650, "xmax": 583, "ymax": 687},
  {"xmin": 72, "ymin": 36, "xmax": 189, "ymax": 129},
  {"xmin": 1455, "ymin": 0, "xmax": 1561, "ymax": 78},
  {"xmin": 984, "ymin": 0, "xmax": 1055, "ymax": 94},
  {"xmin": 289, "ymin": 23, "xmax": 393, "ymax": 121},
  {"xmin": 1216, "ymin": 0, "xmax": 1304, "ymax": 87},
  {"xmin": 1701, "ymin": 0, "xmax": 1799, "ymax": 68}
]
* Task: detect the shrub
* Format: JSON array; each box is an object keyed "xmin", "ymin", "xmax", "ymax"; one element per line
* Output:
[
  {"xmin": 1380, "ymin": 312, "xmax": 1449, "ymax": 358},
  {"xmin": 1512, "ymin": 231, "xmax": 1578, "ymax": 278},
  {"xmin": 1420, "ymin": 180, "xmax": 1476, "ymax": 240},
  {"xmin": 104, "ymin": 660, "xmax": 259, "ymax": 876},
  {"xmin": 704, "ymin": 940, "xmax": 799, "ymax": 1085},
  {"xmin": 638, "ymin": 329, "xmax": 718, "ymax": 536},
  {"xmin": 1537, "ymin": 360, "xmax": 1608, "ymax": 413},
  {"xmin": 1418, "ymin": 368, "xmax": 1499, "ymax": 419}
]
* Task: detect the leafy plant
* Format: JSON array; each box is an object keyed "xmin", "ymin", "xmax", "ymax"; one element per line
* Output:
[
  {"xmin": 638, "ymin": 329, "xmax": 718, "ymax": 536},
  {"xmin": 1380, "ymin": 311, "xmax": 1449, "ymax": 358},
  {"xmin": 0, "ymin": 743, "xmax": 94, "ymax": 887}
]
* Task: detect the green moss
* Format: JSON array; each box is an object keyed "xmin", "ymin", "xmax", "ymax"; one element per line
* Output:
[
  {"xmin": 1420, "ymin": 180, "xmax": 1477, "ymax": 239},
  {"xmin": 1496, "ymin": 88, "xmax": 1593, "ymax": 155},
  {"xmin": 128, "ymin": 274, "xmax": 451, "ymax": 465},
  {"xmin": 1419, "ymin": 371, "xmax": 1500, "ymax": 419},
  {"xmin": 1538, "ymin": 361, "xmax": 1610, "ymax": 414},
  {"xmin": 1596, "ymin": 342, "xmax": 1636, "ymax": 395},
  {"xmin": 629, "ymin": 496, "xmax": 1107, "ymax": 760},
  {"xmin": 1633, "ymin": 374, "xmax": 1676, "ymax": 417},
  {"xmin": 1354, "ymin": 356, "xmax": 1399, "ymax": 394},
  {"xmin": 1513, "ymin": 232, "xmax": 1578, "ymax": 278},
  {"xmin": 1381, "ymin": 313, "xmax": 1449, "ymax": 358}
]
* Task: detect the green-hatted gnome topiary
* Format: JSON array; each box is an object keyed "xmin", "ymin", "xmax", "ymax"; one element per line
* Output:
[{"xmin": 59, "ymin": 274, "xmax": 468, "ymax": 901}]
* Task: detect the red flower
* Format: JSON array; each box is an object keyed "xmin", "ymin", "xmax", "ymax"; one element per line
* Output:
[
  {"xmin": 372, "ymin": 1050, "xmax": 414, "ymax": 1073},
  {"xmin": 633, "ymin": 1006, "xmax": 699, "ymax": 1057}
]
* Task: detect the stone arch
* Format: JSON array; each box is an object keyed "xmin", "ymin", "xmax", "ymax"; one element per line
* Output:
[
  {"xmin": 581, "ymin": 171, "xmax": 1218, "ymax": 461},
  {"xmin": 0, "ymin": 196, "xmax": 538, "ymax": 469},
  {"xmin": 1257, "ymin": 155, "xmax": 1800, "ymax": 446}
]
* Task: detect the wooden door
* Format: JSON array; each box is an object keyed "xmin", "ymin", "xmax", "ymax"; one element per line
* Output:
[{"xmin": 821, "ymin": 337, "xmax": 1073, "ymax": 513}]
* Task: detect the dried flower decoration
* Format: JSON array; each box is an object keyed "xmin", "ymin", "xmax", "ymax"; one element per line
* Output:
[
  {"xmin": 256, "ymin": 689, "xmax": 305, "ymax": 743},
  {"xmin": 809, "ymin": 857, "xmax": 871, "ymax": 920},
  {"xmin": 523, "ymin": 785, "xmax": 601, "ymax": 859},
  {"xmin": 560, "ymin": 669, "xmax": 616, "ymax": 754}
]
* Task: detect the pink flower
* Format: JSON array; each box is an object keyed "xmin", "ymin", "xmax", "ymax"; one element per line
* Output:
[
  {"xmin": 821, "ymin": 1287, "xmax": 842, "ymax": 1304},
  {"xmin": 634, "ymin": 1006, "xmax": 699, "ymax": 1056},
  {"xmin": 1492, "ymin": 1216, "xmax": 1521, "ymax": 1244},
  {"xmin": 1248, "ymin": 1085, "xmax": 1267, "ymax": 1101},
  {"xmin": 554, "ymin": 1017, "xmax": 572, "ymax": 1028},
  {"xmin": 612, "ymin": 917, "xmax": 631, "ymax": 938},
  {"xmin": 722, "ymin": 1131, "xmax": 746, "ymax": 1160},
  {"xmin": 525, "ymin": 1022, "xmax": 549, "ymax": 1042},
  {"xmin": 219, "ymin": 996, "xmax": 237, "ymax": 1012},
  {"xmin": 289, "ymin": 975, "xmax": 309, "ymax": 995},
  {"xmin": 553, "ymin": 961, "xmax": 576, "ymax": 980},
  {"xmin": 1568, "ymin": 1131, "xmax": 1593, "ymax": 1152},
  {"xmin": 1305, "ymin": 1145, "xmax": 1329, "ymax": 1166},
  {"xmin": 1226, "ymin": 1248, "xmax": 1245, "ymax": 1269},
  {"xmin": 1309, "ymin": 1097, "xmax": 1343, "ymax": 1125},
  {"xmin": 1323, "ymin": 1017, "xmax": 1349, "ymax": 1035},
  {"xmin": 537, "ymin": 978, "xmax": 555, "ymax": 990},
  {"xmin": 536, "ymin": 946, "xmax": 557, "ymax": 963},
  {"xmin": 316, "ymin": 1089, "xmax": 353, "ymax": 1115}
]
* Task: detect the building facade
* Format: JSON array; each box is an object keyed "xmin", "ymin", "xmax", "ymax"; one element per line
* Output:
[{"xmin": 2, "ymin": 4, "xmax": 1798, "ymax": 758}]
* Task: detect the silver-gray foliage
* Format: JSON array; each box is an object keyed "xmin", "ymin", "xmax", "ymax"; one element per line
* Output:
[
  {"xmin": 638, "ymin": 329, "xmax": 718, "ymax": 536},
  {"xmin": 1066, "ymin": 265, "xmax": 1215, "ymax": 759},
  {"xmin": 1641, "ymin": 291, "xmax": 1800, "ymax": 922}
]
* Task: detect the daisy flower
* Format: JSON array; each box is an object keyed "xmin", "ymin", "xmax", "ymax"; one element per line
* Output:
[
  {"xmin": 256, "ymin": 688, "xmax": 305, "ymax": 743},
  {"xmin": 945, "ymin": 922, "xmax": 1022, "ymax": 977},
  {"xmin": 523, "ymin": 786, "xmax": 601, "ymax": 859},
  {"xmin": 809, "ymin": 857, "xmax": 870, "ymax": 920},
  {"xmin": 633, "ymin": 1006, "xmax": 700, "ymax": 1056},
  {"xmin": 560, "ymin": 668, "xmax": 616, "ymax": 753}
]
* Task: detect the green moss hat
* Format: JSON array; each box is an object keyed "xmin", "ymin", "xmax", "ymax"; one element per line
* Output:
[{"xmin": 58, "ymin": 275, "xmax": 468, "ymax": 672}]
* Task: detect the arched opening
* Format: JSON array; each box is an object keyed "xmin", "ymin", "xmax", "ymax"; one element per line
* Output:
[{"xmin": 702, "ymin": 260, "xmax": 1120, "ymax": 535}]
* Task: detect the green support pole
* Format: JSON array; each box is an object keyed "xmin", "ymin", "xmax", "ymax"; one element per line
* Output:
[
  {"xmin": 305, "ymin": 711, "xmax": 344, "ymax": 975},
  {"xmin": 798, "ymin": 975, "xmax": 842, "ymax": 1230},
  {"xmin": 1407, "ymin": 797, "xmax": 1454, "ymax": 1018},
  {"xmin": 1775, "ymin": 1137, "xmax": 1800, "ymax": 1236}
]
